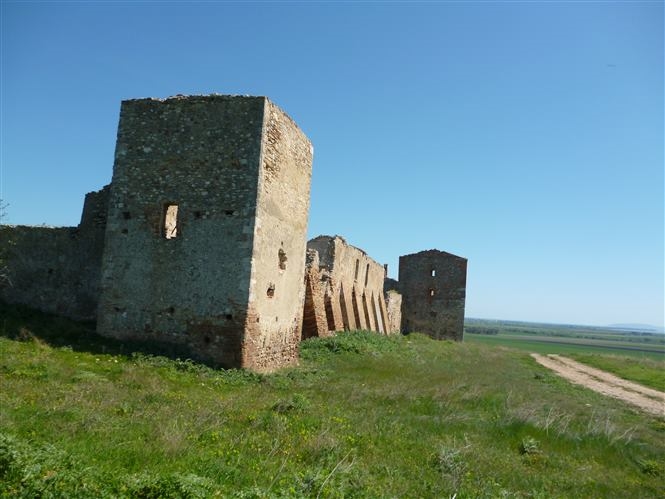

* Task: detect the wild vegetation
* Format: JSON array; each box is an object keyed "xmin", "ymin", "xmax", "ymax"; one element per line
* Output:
[{"xmin": 1, "ymin": 302, "xmax": 664, "ymax": 498}]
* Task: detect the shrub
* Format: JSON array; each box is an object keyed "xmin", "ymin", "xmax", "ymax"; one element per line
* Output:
[
  {"xmin": 125, "ymin": 472, "xmax": 216, "ymax": 498},
  {"xmin": 519, "ymin": 436, "xmax": 541, "ymax": 455}
]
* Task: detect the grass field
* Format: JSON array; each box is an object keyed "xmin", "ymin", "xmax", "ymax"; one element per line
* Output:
[
  {"xmin": 566, "ymin": 353, "xmax": 665, "ymax": 392},
  {"xmin": 464, "ymin": 319, "xmax": 665, "ymax": 392},
  {"xmin": 465, "ymin": 318, "xmax": 665, "ymax": 362},
  {"xmin": 1, "ymin": 303, "xmax": 664, "ymax": 498}
]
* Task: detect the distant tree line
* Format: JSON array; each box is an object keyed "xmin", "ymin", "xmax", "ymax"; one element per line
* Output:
[{"xmin": 465, "ymin": 326, "xmax": 499, "ymax": 335}]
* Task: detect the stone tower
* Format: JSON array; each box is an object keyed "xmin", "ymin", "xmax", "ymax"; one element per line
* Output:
[
  {"xmin": 399, "ymin": 250, "xmax": 467, "ymax": 340},
  {"xmin": 97, "ymin": 95, "xmax": 313, "ymax": 371}
]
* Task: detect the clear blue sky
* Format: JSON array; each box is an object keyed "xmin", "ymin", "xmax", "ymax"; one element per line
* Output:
[{"xmin": 1, "ymin": 1, "xmax": 663, "ymax": 327}]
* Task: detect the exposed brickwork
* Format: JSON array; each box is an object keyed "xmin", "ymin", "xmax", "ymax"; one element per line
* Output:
[
  {"xmin": 302, "ymin": 250, "xmax": 330, "ymax": 339},
  {"xmin": 96, "ymin": 95, "xmax": 312, "ymax": 371},
  {"xmin": 240, "ymin": 99, "xmax": 313, "ymax": 371},
  {"xmin": 398, "ymin": 250, "xmax": 467, "ymax": 340},
  {"xmin": 384, "ymin": 289, "xmax": 403, "ymax": 334},
  {"xmin": 303, "ymin": 235, "xmax": 400, "ymax": 337}
]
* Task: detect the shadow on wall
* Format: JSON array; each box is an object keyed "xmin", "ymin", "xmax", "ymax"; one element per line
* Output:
[{"xmin": 0, "ymin": 300, "xmax": 197, "ymax": 362}]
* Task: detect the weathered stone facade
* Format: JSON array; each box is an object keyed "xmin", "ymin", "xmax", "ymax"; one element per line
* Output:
[
  {"xmin": 96, "ymin": 95, "xmax": 312, "ymax": 371},
  {"xmin": 0, "ymin": 93, "xmax": 469, "ymax": 371},
  {"xmin": 384, "ymin": 289, "xmax": 403, "ymax": 335},
  {"xmin": 301, "ymin": 249, "xmax": 330, "ymax": 340},
  {"xmin": 0, "ymin": 186, "xmax": 109, "ymax": 320},
  {"xmin": 302, "ymin": 235, "xmax": 398, "ymax": 337},
  {"xmin": 398, "ymin": 250, "xmax": 467, "ymax": 341}
]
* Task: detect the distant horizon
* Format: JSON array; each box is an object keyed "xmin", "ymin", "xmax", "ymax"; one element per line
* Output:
[{"xmin": 466, "ymin": 317, "xmax": 665, "ymax": 331}]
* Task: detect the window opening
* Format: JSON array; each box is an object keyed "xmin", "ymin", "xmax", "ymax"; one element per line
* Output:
[
  {"xmin": 267, "ymin": 283, "xmax": 275, "ymax": 298},
  {"xmin": 364, "ymin": 264, "xmax": 370, "ymax": 287},
  {"xmin": 429, "ymin": 289, "xmax": 435, "ymax": 297},
  {"xmin": 431, "ymin": 269, "xmax": 436, "ymax": 277},
  {"xmin": 278, "ymin": 249, "xmax": 287, "ymax": 270},
  {"xmin": 163, "ymin": 204, "xmax": 179, "ymax": 239},
  {"xmin": 354, "ymin": 259, "xmax": 359, "ymax": 280}
]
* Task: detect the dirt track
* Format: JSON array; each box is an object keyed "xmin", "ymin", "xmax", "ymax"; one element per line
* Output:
[{"xmin": 531, "ymin": 354, "xmax": 665, "ymax": 417}]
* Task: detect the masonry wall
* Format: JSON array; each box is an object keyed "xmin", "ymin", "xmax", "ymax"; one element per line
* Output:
[
  {"xmin": 399, "ymin": 250, "xmax": 467, "ymax": 340},
  {"xmin": 301, "ymin": 250, "xmax": 330, "ymax": 340},
  {"xmin": 0, "ymin": 186, "xmax": 109, "ymax": 320},
  {"xmin": 304, "ymin": 235, "xmax": 392, "ymax": 336},
  {"xmin": 97, "ymin": 95, "xmax": 268, "ymax": 368},
  {"xmin": 384, "ymin": 289, "xmax": 402, "ymax": 334},
  {"xmin": 242, "ymin": 100, "xmax": 313, "ymax": 370}
]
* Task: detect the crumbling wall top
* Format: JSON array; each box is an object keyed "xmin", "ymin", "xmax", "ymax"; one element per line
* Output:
[
  {"xmin": 400, "ymin": 248, "xmax": 467, "ymax": 262},
  {"xmin": 122, "ymin": 94, "xmax": 268, "ymax": 104},
  {"xmin": 308, "ymin": 235, "xmax": 384, "ymax": 273}
]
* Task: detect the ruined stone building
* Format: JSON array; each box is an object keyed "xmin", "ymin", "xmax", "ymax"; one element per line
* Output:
[
  {"xmin": 95, "ymin": 95, "xmax": 313, "ymax": 371},
  {"xmin": 399, "ymin": 250, "xmax": 467, "ymax": 341},
  {"xmin": 302, "ymin": 235, "xmax": 400, "ymax": 339},
  {"xmin": 0, "ymin": 93, "xmax": 467, "ymax": 371}
]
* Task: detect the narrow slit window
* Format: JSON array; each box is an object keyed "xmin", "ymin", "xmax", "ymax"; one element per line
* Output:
[
  {"xmin": 278, "ymin": 249, "xmax": 287, "ymax": 270},
  {"xmin": 364, "ymin": 263, "xmax": 370, "ymax": 287},
  {"xmin": 431, "ymin": 269, "xmax": 436, "ymax": 277},
  {"xmin": 163, "ymin": 204, "xmax": 179, "ymax": 239},
  {"xmin": 354, "ymin": 259, "xmax": 360, "ymax": 280},
  {"xmin": 429, "ymin": 289, "xmax": 435, "ymax": 297}
]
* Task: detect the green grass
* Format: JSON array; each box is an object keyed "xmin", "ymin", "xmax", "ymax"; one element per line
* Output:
[
  {"xmin": 567, "ymin": 353, "xmax": 665, "ymax": 392},
  {"xmin": 465, "ymin": 319, "xmax": 665, "ymax": 347},
  {"xmin": 465, "ymin": 332, "xmax": 665, "ymax": 360},
  {"xmin": 1, "ymin": 303, "xmax": 664, "ymax": 498}
]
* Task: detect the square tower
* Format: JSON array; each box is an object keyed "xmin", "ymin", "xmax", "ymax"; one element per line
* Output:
[
  {"xmin": 97, "ymin": 95, "xmax": 313, "ymax": 371},
  {"xmin": 399, "ymin": 249, "xmax": 467, "ymax": 340}
]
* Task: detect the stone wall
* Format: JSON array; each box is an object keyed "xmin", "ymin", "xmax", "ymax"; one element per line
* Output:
[
  {"xmin": 301, "ymin": 249, "xmax": 329, "ymax": 339},
  {"xmin": 398, "ymin": 250, "xmax": 467, "ymax": 340},
  {"xmin": 242, "ymin": 99, "xmax": 313, "ymax": 370},
  {"xmin": 96, "ymin": 95, "xmax": 311, "ymax": 371},
  {"xmin": 0, "ymin": 185, "xmax": 109, "ymax": 320},
  {"xmin": 303, "ymin": 235, "xmax": 396, "ymax": 336},
  {"xmin": 384, "ymin": 289, "xmax": 402, "ymax": 334}
]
